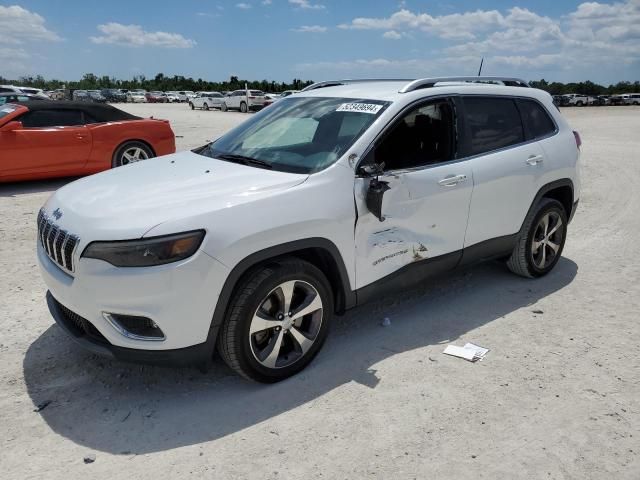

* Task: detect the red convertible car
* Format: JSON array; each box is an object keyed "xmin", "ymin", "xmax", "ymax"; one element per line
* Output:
[{"xmin": 0, "ymin": 101, "xmax": 175, "ymax": 182}]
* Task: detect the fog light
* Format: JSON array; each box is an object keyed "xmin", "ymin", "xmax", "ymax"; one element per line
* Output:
[{"xmin": 103, "ymin": 313, "xmax": 166, "ymax": 341}]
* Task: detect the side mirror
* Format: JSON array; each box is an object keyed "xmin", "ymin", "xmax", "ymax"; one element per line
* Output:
[
  {"xmin": 0, "ymin": 121, "xmax": 22, "ymax": 132},
  {"xmin": 366, "ymin": 178, "xmax": 391, "ymax": 222},
  {"xmin": 357, "ymin": 162, "xmax": 385, "ymax": 177}
]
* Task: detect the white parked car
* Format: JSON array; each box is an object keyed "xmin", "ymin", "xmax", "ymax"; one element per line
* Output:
[
  {"xmin": 37, "ymin": 77, "xmax": 581, "ymax": 382},
  {"xmin": 165, "ymin": 91, "xmax": 182, "ymax": 103},
  {"xmin": 126, "ymin": 91, "xmax": 147, "ymax": 103},
  {"xmin": 563, "ymin": 93, "xmax": 596, "ymax": 106},
  {"xmin": 221, "ymin": 89, "xmax": 267, "ymax": 112},
  {"xmin": 190, "ymin": 91, "xmax": 225, "ymax": 110},
  {"xmin": 0, "ymin": 85, "xmax": 49, "ymax": 99},
  {"xmin": 625, "ymin": 94, "xmax": 640, "ymax": 105}
]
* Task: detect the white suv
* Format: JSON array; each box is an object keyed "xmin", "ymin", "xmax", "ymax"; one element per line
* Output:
[
  {"xmin": 221, "ymin": 89, "xmax": 267, "ymax": 112},
  {"xmin": 190, "ymin": 91, "xmax": 225, "ymax": 110},
  {"xmin": 37, "ymin": 77, "xmax": 581, "ymax": 382}
]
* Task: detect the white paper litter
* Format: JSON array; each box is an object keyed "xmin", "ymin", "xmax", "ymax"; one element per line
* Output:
[{"xmin": 443, "ymin": 342, "xmax": 490, "ymax": 362}]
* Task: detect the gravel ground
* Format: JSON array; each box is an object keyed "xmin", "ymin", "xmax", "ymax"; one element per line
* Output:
[{"xmin": 1, "ymin": 104, "xmax": 639, "ymax": 480}]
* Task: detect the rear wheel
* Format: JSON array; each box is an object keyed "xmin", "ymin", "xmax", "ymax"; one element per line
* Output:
[
  {"xmin": 217, "ymin": 259, "xmax": 333, "ymax": 383},
  {"xmin": 203, "ymin": 103, "xmax": 209, "ymax": 111},
  {"xmin": 221, "ymin": 103, "xmax": 228, "ymax": 112},
  {"xmin": 112, "ymin": 141, "xmax": 154, "ymax": 168},
  {"xmin": 189, "ymin": 102, "xmax": 194, "ymax": 110},
  {"xmin": 507, "ymin": 198, "xmax": 567, "ymax": 278},
  {"xmin": 240, "ymin": 102, "xmax": 248, "ymax": 113}
]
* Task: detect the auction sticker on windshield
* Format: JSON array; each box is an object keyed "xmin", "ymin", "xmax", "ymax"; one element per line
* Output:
[{"xmin": 336, "ymin": 103, "xmax": 383, "ymax": 114}]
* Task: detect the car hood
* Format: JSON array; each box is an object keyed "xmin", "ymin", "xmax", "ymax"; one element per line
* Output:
[{"xmin": 44, "ymin": 150, "xmax": 308, "ymax": 241}]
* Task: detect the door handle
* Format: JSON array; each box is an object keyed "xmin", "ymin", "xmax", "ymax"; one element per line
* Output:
[
  {"xmin": 438, "ymin": 174, "xmax": 467, "ymax": 187},
  {"xmin": 526, "ymin": 154, "xmax": 544, "ymax": 165}
]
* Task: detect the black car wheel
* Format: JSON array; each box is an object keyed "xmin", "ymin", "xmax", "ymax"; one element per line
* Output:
[
  {"xmin": 112, "ymin": 141, "xmax": 154, "ymax": 168},
  {"xmin": 217, "ymin": 258, "xmax": 333, "ymax": 383},
  {"xmin": 507, "ymin": 198, "xmax": 568, "ymax": 278}
]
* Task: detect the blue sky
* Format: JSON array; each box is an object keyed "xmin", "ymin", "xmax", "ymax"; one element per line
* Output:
[{"xmin": 2, "ymin": 0, "xmax": 639, "ymax": 84}]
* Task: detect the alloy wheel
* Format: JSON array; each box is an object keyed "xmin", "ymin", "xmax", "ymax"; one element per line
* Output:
[
  {"xmin": 249, "ymin": 280, "xmax": 323, "ymax": 369},
  {"xmin": 120, "ymin": 147, "xmax": 149, "ymax": 165},
  {"xmin": 531, "ymin": 211, "xmax": 564, "ymax": 269}
]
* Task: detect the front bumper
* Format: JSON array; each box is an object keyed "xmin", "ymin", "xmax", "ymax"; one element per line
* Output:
[
  {"xmin": 38, "ymin": 241, "xmax": 229, "ymax": 361},
  {"xmin": 46, "ymin": 292, "xmax": 213, "ymax": 366}
]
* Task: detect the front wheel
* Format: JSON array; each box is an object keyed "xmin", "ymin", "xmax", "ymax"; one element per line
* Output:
[
  {"xmin": 189, "ymin": 102, "xmax": 194, "ymax": 110},
  {"xmin": 203, "ymin": 103, "xmax": 209, "ymax": 111},
  {"xmin": 507, "ymin": 198, "xmax": 568, "ymax": 278},
  {"xmin": 112, "ymin": 141, "xmax": 154, "ymax": 168},
  {"xmin": 217, "ymin": 259, "xmax": 333, "ymax": 383}
]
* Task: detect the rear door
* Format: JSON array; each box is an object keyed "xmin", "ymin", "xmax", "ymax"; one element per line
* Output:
[
  {"xmin": 460, "ymin": 96, "xmax": 546, "ymax": 249},
  {"xmin": 0, "ymin": 109, "xmax": 92, "ymax": 177}
]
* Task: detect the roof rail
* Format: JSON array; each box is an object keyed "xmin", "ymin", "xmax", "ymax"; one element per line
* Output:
[
  {"xmin": 399, "ymin": 76, "xmax": 530, "ymax": 93},
  {"xmin": 301, "ymin": 78, "xmax": 413, "ymax": 92}
]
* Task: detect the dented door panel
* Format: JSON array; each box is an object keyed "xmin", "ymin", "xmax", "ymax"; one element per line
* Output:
[{"xmin": 354, "ymin": 164, "xmax": 473, "ymax": 289}]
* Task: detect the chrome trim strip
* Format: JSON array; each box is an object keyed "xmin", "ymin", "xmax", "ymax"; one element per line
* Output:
[{"xmin": 102, "ymin": 313, "xmax": 166, "ymax": 342}]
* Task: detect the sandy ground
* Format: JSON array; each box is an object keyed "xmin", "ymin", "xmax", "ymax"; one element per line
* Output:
[{"xmin": 1, "ymin": 104, "xmax": 639, "ymax": 479}]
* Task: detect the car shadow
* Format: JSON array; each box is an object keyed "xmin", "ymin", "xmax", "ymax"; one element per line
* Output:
[
  {"xmin": 23, "ymin": 258, "xmax": 577, "ymax": 454},
  {"xmin": 0, "ymin": 178, "xmax": 79, "ymax": 197}
]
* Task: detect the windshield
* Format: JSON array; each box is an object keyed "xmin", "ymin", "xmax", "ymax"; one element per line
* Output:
[{"xmin": 198, "ymin": 96, "xmax": 389, "ymax": 174}]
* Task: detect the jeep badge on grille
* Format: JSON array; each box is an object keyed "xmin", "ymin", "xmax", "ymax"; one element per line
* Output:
[{"xmin": 52, "ymin": 208, "xmax": 63, "ymax": 220}]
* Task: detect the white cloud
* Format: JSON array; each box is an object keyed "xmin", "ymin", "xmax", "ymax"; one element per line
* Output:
[
  {"xmin": 262, "ymin": 0, "xmax": 273, "ymax": 4},
  {"xmin": 293, "ymin": 25, "xmax": 327, "ymax": 33},
  {"xmin": 383, "ymin": 30, "xmax": 403, "ymax": 40},
  {"xmin": 289, "ymin": 0, "xmax": 325, "ymax": 10},
  {"xmin": 331, "ymin": 1, "xmax": 640, "ymax": 74},
  {"xmin": 236, "ymin": 3, "xmax": 252, "ymax": 9},
  {"xmin": 0, "ymin": 5, "xmax": 60, "ymax": 45},
  {"xmin": 90, "ymin": 23, "xmax": 196, "ymax": 48}
]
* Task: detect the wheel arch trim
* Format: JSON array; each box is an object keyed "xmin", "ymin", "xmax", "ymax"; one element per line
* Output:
[
  {"xmin": 205, "ymin": 238, "xmax": 355, "ymax": 349},
  {"xmin": 520, "ymin": 178, "xmax": 574, "ymax": 235}
]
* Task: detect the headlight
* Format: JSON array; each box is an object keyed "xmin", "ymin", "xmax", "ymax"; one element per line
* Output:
[{"xmin": 82, "ymin": 230, "xmax": 205, "ymax": 267}]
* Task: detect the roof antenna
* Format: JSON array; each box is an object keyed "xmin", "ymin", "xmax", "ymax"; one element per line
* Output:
[{"xmin": 477, "ymin": 57, "xmax": 484, "ymax": 76}]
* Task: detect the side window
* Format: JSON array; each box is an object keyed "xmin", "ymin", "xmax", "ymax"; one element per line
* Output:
[
  {"xmin": 20, "ymin": 109, "xmax": 84, "ymax": 128},
  {"xmin": 517, "ymin": 99, "xmax": 556, "ymax": 140},
  {"xmin": 375, "ymin": 100, "xmax": 456, "ymax": 170},
  {"xmin": 462, "ymin": 97, "xmax": 524, "ymax": 156}
]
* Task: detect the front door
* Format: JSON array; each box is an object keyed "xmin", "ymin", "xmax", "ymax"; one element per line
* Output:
[
  {"xmin": 0, "ymin": 109, "xmax": 92, "ymax": 177},
  {"xmin": 354, "ymin": 98, "xmax": 473, "ymax": 290}
]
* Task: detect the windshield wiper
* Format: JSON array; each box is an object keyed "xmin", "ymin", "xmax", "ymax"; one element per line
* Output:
[{"xmin": 215, "ymin": 153, "xmax": 272, "ymax": 169}]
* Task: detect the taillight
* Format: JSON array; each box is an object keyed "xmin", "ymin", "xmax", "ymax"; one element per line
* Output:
[{"xmin": 573, "ymin": 130, "xmax": 582, "ymax": 149}]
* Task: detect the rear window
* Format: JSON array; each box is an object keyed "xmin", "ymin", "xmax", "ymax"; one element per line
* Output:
[
  {"xmin": 250, "ymin": 91, "xmax": 265, "ymax": 96},
  {"xmin": 463, "ymin": 97, "xmax": 524, "ymax": 156},
  {"xmin": 517, "ymin": 99, "xmax": 556, "ymax": 140}
]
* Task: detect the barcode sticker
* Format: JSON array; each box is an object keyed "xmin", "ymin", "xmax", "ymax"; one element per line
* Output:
[{"xmin": 336, "ymin": 103, "xmax": 383, "ymax": 114}]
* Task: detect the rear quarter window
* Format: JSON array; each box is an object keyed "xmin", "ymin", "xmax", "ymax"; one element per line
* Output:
[
  {"xmin": 517, "ymin": 99, "xmax": 556, "ymax": 140},
  {"xmin": 462, "ymin": 97, "xmax": 524, "ymax": 156}
]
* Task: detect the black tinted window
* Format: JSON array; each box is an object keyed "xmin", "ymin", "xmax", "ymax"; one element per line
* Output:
[
  {"xmin": 463, "ymin": 97, "xmax": 524, "ymax": 156},
  {"xmin": 517, "ymin": 99, "xmax": 556, "ymax": 139},
  {"xmin": 20, "ymin": 109, "xmax": 84, "ymax": 127},
  {"xmin": 376, "ymin": 100, "xmax": 455, "ymax": 170}
]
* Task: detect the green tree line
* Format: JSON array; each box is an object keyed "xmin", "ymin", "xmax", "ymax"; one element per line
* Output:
[
  {"xmin": 0, "ymin": 73, "xmax": 314, "ymax": 93},
  {"xmin": 1, "ymin": 73, "xmax": 638, "ymax": 95},
  {"xmin": 529, "ymin": 79, "xmax": 640, "ymax": 95}
]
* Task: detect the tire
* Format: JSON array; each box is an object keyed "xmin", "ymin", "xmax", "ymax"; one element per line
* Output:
[
  {"xmin": 217, "ymin": 258, "xmax": 333, "ymax": 383},
  {"xmin": 240, "ymin": 102, "xmax": 248, "ymax": 113},
  {"xmin": 221, "ymin": 103, "xmax": 228, "ymax": 112},
  {"xmin": 576, "ymin": 101, "xmax": 584, "ymax": 106},
  {"xmin": 189, "ymin": 102, "xmax": 194, "ymax": 110},
  {"xmin": 112, "ymin": 141, "xmax": 154, "ymax": 168},
  {"xmin": 507, "ymin": 198, "xmax": 568, "ymax": 278},
  {"xmin": 203, "ymin": 103, "xmax": 209, "ymax": 111}
]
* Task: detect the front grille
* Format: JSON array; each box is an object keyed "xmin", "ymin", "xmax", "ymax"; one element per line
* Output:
[
  {"xmin": 37, "ymin": 209, "xmax": 79, "ymax": 273},
  {"xmin": 56, "ymin": 300, "xmax": 109, "ymax": 345}
]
